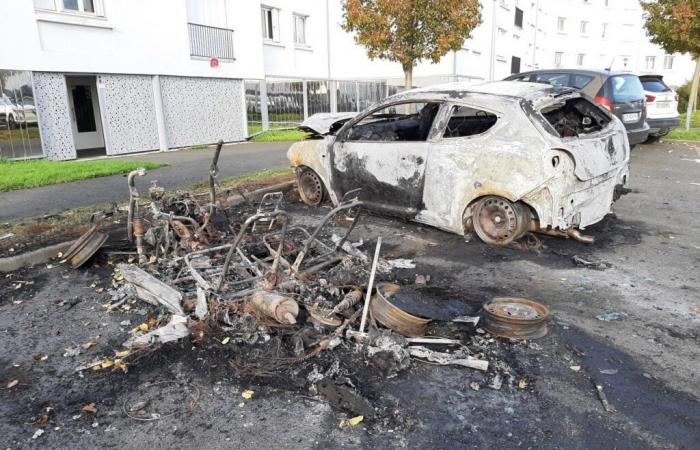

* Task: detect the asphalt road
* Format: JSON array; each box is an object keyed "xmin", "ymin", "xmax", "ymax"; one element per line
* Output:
[{"xmin": 0, "ymin": 142, "xmax": 291, "ymax": 223}]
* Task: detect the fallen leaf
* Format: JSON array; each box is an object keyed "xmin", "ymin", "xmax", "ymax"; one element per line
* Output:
[
  {"xmin": 32, "ymin": 429, "xmax": 44, "ymax": 439},
  {"xmin": 147, "ymin": 318, "xmax": 157, "ymax": 327},
  {"xmin": 570, "ymin": 365, "xmax": 581, "ymax": 372},
  {"xmin": 100, "ymin": 358, "xmax": 114, "ymax": 369},
  {"xmin": 36, "ymin": 414, "xmax": 50, "ymax": 424},
  {"xmin": 82, "ymin": 403, "xmax": 97, "ymax": 414},
  {"xmin": 114, "ymin": 359, "xmax": 128, "ymax": 374},
  {"xmin": 7, "ymin": 379, "xmax": 19, "ymax": 389},
  {"xmin": 241, "ymin": 390, "xmax": 254, "ymax": 399},
  {"xmin": 46, "ymin": 264, "xmax": 54, "ymax": 269},
  {"xmin": 221, "ymin": 337, "xmax": 230, "ymax": 345},
  {"xmin": 136, "ymin": 323, "xmax": 149, "ymax": 332},
  {"xmin": 518, "ymin": 379, "xmax": 529, "ymax": 389},
  {"xmin": 339, "ymin": 415, "xmax": 364, "ymax": 429},
  {"xmin": 57, "ymin": 251, "xmax": 64, "ymax": 258},
  {"xmin": 82, "ymin": 340, "xmax": 97, "ymax": 350},
  {"xmin": 33, "ymin": 353, "xmax": 48, "ymax": 361},
  {"xmin": 95, "ymin": 287, "xmax": 104, "ymax": 293},
  {"xmin": 13, "ymin": 300, "xmax": 23, "ymax": 305},
  {"xmin": 115, "ymin": 350, "xmax": 130, "ymax": 358}
]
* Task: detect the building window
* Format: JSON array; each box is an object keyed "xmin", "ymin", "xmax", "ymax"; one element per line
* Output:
[
  {"xmin": 514, "ymin": 7, "xmax": 523, "ymax": 28},
  {"xmin": 261, "ymin": 6, "xmax": 280, "ymax": 42},
  {"xmin": 580, "ymin": 21, "xmax": 588, "ymax": 35},
  {"xmin": 601, "ymin": 23, "xmax": 608, "ymax": 38},
  {"xmin": 605, "ymin": 0, "xmax": 609, "ymax": 6},
  {"xmin": 33, "ymin": 0, "xmax": 104, "ymax": 15},
  {"xmin": 646, "ymin": 56, "xmax": 656, "ymax": 70},
  {"xmin": 511, "ymin": 56, "xmax": 521, "ymax": 74},
  {"xmin": 293, "ymin": 14, "xmax": 308, "ymax": 45},
  {"xmin": 664, "ymin": 55, "xmax": 674, "ymax": 70},
  {"xmin": 577, "ymin": 53, "xmax": 585, "ymax": 66},
  {"xmin": 557, "ymin": 17, "xmax": 565, "ymax": 32},
  {"xmin": 554, "ymin": 52, "xmax": 563, "ymax": 66}
]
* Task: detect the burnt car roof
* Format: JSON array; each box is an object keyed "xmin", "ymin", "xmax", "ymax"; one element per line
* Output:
[{"xmin": 393, "ymin": 81, "xmax": 575, "ymax": 103}]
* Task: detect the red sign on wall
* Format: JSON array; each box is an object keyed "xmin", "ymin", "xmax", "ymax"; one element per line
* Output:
[{"xmin": 210, "ymin": 58, "xmax": 219, "ymax": 68}]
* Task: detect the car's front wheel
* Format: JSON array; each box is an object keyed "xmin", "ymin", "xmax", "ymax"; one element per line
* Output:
[
  {"xmin": 470, "ymin": 196, "xmax": 531, "ymax": 246},
  {"xmin": 296, "ymin": 168, "xmax": 326, "ymax": 206}
]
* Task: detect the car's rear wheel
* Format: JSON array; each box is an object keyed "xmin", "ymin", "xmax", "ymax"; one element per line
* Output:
[
  {"xmin": 471, "ymin": 196, "xmax": 530, "ymax": 246},
  {"xmin": 297, "ymin": 168, "xmax": 326, "ymax": 206}
]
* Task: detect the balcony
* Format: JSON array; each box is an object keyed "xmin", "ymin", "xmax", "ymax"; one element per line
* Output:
[{"xmin": 187, "ymin": 22, "xmax": 235, "ymax": 61}]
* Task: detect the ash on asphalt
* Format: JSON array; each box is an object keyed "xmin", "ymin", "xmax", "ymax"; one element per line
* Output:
[{"xmin": 2, "ymin": 142, "xmax": 699, "ymax": 449}]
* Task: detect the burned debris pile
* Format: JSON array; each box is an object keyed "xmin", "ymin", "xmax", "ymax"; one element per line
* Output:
[{"xmin": 62, "ymin": 142, "xmax": 551, "ymax": 421}]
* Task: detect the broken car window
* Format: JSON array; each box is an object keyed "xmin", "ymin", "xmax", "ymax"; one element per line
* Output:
[
  {"xmin": 443, "ymin": 105, "xmax": 498, "ymax": 138},
  {"xmin": 540, "ymin": 97, "xmax": 611, "ymax": 137},
  {"xmin": 345, "ymin": 102, "xmax": 440, "ymax": 142}
]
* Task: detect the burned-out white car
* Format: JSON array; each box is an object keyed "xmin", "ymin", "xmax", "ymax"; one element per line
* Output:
[{"xmin": 287, "ymin": 81, "xmax": 630, "ymax": 245}]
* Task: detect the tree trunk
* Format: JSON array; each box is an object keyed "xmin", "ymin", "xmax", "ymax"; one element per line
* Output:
[
  {"xmin": 686, "ymin": 55, "xmax": 700, "ymax": 130},
  {"xmin": 403, "ymin": 65, "xmax": 413, "ymax": 91}
]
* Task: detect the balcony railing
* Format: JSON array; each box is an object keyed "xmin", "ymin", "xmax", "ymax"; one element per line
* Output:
[{"xmin": 188, "ymin": 23, "xmax": 235, "ymax": 60}]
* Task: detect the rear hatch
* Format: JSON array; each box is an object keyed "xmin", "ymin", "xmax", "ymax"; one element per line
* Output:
[
  {"xmin": 596, "ymin": 74, "xmax": 646, "ymax": 131},
  {"xmin": 640, "ymin": 75, "xmax": 678, "ymax": 118}
]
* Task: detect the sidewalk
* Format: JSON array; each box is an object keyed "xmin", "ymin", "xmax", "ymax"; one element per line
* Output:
[{"xmin": 0, "ymin": 142, "xmax": 291, "ymax": 222}]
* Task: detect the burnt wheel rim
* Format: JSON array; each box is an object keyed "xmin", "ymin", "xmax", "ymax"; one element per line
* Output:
[
  {"xmin": 482, "ymin": 297, "xmax": 550, "ymax": 339},
  {"xmin": 474, "ymin": 196, "xmax": 518, "ymax": 245},
  {"xmin": 298, "ymin": 170, "xmax": 324, "ymax": 206}
]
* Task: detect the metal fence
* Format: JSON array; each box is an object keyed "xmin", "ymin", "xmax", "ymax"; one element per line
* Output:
[
  {"xmin": 187, "ymin": 23, "xmax": 235, "ymax": 60},
  {"xmin": 245, "ymin": 78, "xmax": 393, "ymax": 134}
]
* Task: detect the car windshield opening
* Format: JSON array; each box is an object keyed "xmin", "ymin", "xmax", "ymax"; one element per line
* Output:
[
  {"xmin": 540, "ymin": 97, "xmax": 611, "ymax": 137},
  {"xmin": 444, "ymin": 106, "xmax": 498, "ymax": 138},
  {"xmin": 346, "ymin": 102, "xmax": 440, "ymax": 141}
]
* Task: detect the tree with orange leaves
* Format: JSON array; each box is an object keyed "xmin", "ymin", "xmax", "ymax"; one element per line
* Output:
[
  {"xmin": 641, "ymin": 0, "xmax": 700, "ymax": 129},
  {"xmin": 342, "ymin": 0, "xmax": 481, "ymax": 90}
]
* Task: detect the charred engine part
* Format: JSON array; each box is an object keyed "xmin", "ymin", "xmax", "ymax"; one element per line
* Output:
[
  {"xmin": 369, "ymin": 283, "xmax": 431, "ymax": 337},
  {"xmin": 184, "ymin": 243, "xmax": 263, "ymax": 294},
  {"xmin": 148, "ymin": 180, "xmax": 165, "ymax": 202},
  {"xmin": 248, "ymin": 291, "xmax": 299, "ymax": 324},
  {"xmin": 541, "ymin": 97, "xmax": 611, "ymax": 137},
  {"xmin": 291, "ymin": 199, "xmax": 365, "ymax": 272},
  {"xmin": 132, "ymin": 215, "xmax": 147, "ymax": 265},
  {"xmin": 209, "ymin": 140, "xmax": 223, "ymax": 215},
  {"xmin": 127, "ymin": 167, "xmax": 147, "ymax": 241},
  {"xmin": 481, "ymin": 297, "xmax": 550, "ymax": 339},
  {"xmin": 331, "ymin": 287, "xmax": 363, "ymax": 315}
]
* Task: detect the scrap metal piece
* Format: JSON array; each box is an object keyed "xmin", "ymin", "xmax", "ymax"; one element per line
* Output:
[
  {"xmin": 369, "ymin": 283, "xmax": 431, "ymax": 337},
  {"xmin": 408, "ymin": 346, "xmax": 488, "ymax": 371},
  {"xmin": 307, "ymin": 304, "xmax": 343, "ymax": 328},
  {"xmin": 61, "ymin": 224, "xmax": 108, "ymax": 268},
  {"xmin": 119, "ymin": 264, "xmax": 185, "ymax": 315},
  {"xmin": 482, "ymin": 297, "xmax": 549, "ymax": 339},
  {"xmin": 209, "ymin": 140, "xmax": 223, "ymax": 215}
]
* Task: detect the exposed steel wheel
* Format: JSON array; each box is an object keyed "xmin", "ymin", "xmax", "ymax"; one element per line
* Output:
[
  {"xmin": 297, "ymin": 168, "xmax": 325, "ymax": 206},
  {"xmin": 472, "ymin": 196, "xmax": 530, "ymax": 245}
]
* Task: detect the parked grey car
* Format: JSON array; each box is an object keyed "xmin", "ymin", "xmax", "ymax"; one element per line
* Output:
[
  {"xmin": 288, "ymin": 81, "xmax": 630, "ymax": 246},
  {"xmin": 505, "ymin": 69, "xmax": 650, "ymax": 146}
]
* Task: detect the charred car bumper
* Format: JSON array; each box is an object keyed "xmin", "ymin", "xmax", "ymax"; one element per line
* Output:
[{"xmin": 523, "ymin": 165, "xmax": 629, "ymax": 231}]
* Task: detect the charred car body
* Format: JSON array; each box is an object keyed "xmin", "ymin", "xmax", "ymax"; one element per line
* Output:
[{"xmin": 288, "ymin": 81, "xmax": 630, "ymax": 245}]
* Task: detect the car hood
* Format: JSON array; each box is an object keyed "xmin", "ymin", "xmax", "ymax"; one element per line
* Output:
[{"xmin": 298, "ymin": 112, "xmax": 357, "ymax": 135}]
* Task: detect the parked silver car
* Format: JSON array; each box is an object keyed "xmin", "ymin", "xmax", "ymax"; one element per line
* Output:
[{"xmin": 288, "ymin": 81, "xmax": 630, "ymax": 245}]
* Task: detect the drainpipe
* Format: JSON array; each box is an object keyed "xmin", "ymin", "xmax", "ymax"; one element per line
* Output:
[
  {"xmin": 152, "ymin": 75, "xmax": 168, "ymax": 151},
  {"xmin": 489, "ymin": 0, "xmax": 497, "ymax": 81}
]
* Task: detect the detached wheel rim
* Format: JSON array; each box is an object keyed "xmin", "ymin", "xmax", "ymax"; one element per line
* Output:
[
  {"xmin": 298, "ymin": 169, "xmax": 324, "ymax": 206},
  {"xmin": 473, "ymin": 196, "xmax": 520, "ymax": 245}
]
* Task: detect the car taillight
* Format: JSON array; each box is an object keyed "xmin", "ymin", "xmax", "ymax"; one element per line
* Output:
[
  {"xmin": 645, "ymin": 94, "xmax": 655, "ymax": 103},
  {"xmin": 594, "ymin": 95, "xmax": 614, "ymax": 113}
]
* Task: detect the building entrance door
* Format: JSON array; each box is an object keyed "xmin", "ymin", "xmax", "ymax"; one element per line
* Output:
[{"xmin": 66, "ymin": 76, "xmax": 105, "ymax": 152}]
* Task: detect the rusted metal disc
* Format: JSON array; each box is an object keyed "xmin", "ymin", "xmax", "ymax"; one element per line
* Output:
[
  {"xmin": 70, "ymin": 232, "xmax": 108, "ymax": 269},
  {"xmin": 61, "ymin": 224, "xmax": 99, "ymax": 262},
  {"xmin": 370, "ymin": 283, "xmax": 431, "ymax": 337},
  {"xmin": 482, "ymin": 297, "xmax": 549, "ymax": 339}
]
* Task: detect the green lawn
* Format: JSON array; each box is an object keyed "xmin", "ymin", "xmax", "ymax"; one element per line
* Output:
[
  {"xmin": 190, "ymin": 166, "xmax": 292, "ymax": 190},
  {"xmin": 249, "ymin": 128, "xmax": 308, "ymax": 142},
  {"xmin": 666, "ymin": 111, "xmax": 700, "ymax": 141},
  {"xmin": 0, "ymin": 158, "xmax": 166, "ymax": 192}
]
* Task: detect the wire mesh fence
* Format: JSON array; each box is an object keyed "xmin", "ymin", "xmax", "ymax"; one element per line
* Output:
[{"xmin": 245, "ymin": 78, "xmax": 394, "ymax": 135}]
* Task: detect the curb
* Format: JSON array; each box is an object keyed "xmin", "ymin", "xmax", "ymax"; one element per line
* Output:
[{"xmin": 0, "ymin": 240, "xmax": 74, "ymax": 273}]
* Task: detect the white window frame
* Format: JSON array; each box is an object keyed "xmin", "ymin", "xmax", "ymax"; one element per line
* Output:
[
  {"xmin": 577, "ymin": 53, "xmax": 585, "ymax": 66},
  {"xmin": 554, "ymin": 52, "xmax": 563, "ymax": 67},
  {"xmin": 557, "ymin": 17, "xmax": 565, "ymax": 32},
  {"xmin": 293, "ymin": 13, "xmax": 308, "ymax": 46},
  {"xmin": 646, "ymin": 56, "xmax": 656, "ymax": 70},
  {"xmin": 261, "ymin": 6, "xmax": 280, "ymax": 42},
  {"xmin": 663, "ymin": 55, "xmax": 674, "ymax": 70},
  {"xmin": 580, "ymin": 20, "xmax": 588, "ymax": 35},
  {"xmin": 34, "ymin": 0, "xmax": 105, "ymax": 16}
]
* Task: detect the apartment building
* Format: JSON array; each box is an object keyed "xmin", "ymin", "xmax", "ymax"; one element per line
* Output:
[{"xmin": 0, "ymin": 0, "xmax": 694, "ymax": 161}]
